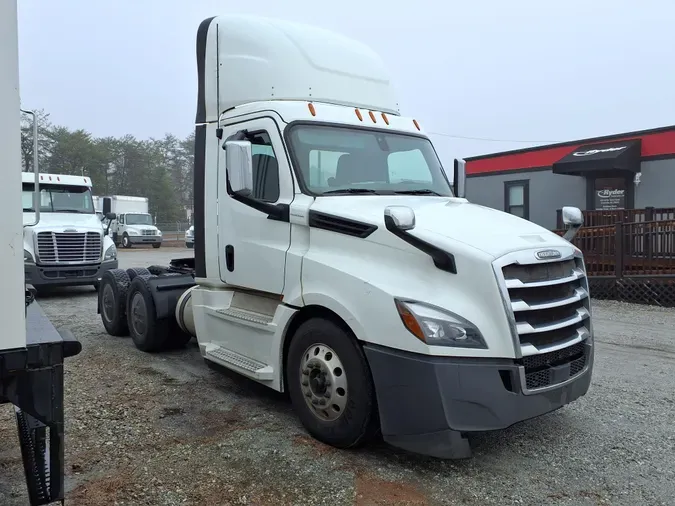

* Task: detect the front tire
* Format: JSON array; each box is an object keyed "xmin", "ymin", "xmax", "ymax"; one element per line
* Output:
[
  {"xmin": 152, "ymin": 243, "xmax": 161, "ymax": 249},
  {"xmin": 286, "ymin": 318, "xmax": 379, "ymax": 449},
  {"xmin": 122, "ymin": 234, "xmax": 132, "ymax": 249}
]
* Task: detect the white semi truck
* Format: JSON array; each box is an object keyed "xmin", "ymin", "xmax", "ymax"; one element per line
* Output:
[
  {"xmin": 101, "ymin": 195, "xmax": 163, "ymax": 248},
  {"xmin": 97, "ymin": 14, "xmax": 593, "ymax": 459},
  {"xmin": 1, "ymin": 1, "xmax": 83, "ymax": 504},
  {"xmin": 22, "ymin": 172, "xmax": 118, "ymax": 291}
]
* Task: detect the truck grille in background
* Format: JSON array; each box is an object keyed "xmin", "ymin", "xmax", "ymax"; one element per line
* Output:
[
  {"xmin": 142, "ymin": 230, "xmax": 156, "ymax": 236},
  {"xmin": 499, "ymin": 256, "xmax": 591, "ymax": 390},
  {"xmin": 37, "ymin": 232, "xmax": 102, "ymax": 264}
]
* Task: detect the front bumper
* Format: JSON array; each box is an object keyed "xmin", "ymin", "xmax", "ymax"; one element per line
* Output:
[
  {"xmin": 25, "ymin": 259, "xmax": 119, "ymax": 288},
  {"xmin": 129, "ymin": 235, "xmax": 162, "ymax": 245},
  {"xmin": 364, "ymin": 340, "xmax": 594, "ymax": 459}
]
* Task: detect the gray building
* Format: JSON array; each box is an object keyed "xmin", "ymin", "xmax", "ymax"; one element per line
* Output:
[{"xmin": 465, "ymin": 125, "xmax": 675, "ymax": 230}]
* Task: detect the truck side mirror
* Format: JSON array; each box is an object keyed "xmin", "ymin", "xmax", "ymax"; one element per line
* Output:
[
  {"xmin": 384, "ymin": 206, "xmax": 416, "ymax": 231},
  {"xmin": 225, "ymin": 140, "xmax": 253, "ymax": 196},
  {"xmin": 561, "ymin": 206, "xmax": 583, "ymax": 242},
  {"xmin": 106, "ymin": 212, "xmax": 116, "ymax": 221},
  {"xmin": 453, "ymin": 158, "xmax": 466, "ymax": 198}
]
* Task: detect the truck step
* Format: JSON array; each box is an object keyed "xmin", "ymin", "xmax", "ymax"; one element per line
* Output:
[
  {"xmin": 204, "ymin": 346, "xmax": 274, "ymax": 380},
  {"xmin": 15, "ymin": 407, "xmax": 61, "ymax": 505},
  {"xmin": 214, "ymin": 307, "xmax": 275, "ymax": 327}
]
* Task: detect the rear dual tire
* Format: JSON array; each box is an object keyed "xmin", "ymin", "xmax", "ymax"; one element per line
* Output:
[
  {"xmin": 98, "ymin": 269, "xmax": 131, "ymax": 336},
  {"xmin": 126, "ymin": 274, "xmax": 192, "ymax": 352},
  {"xmin": 98, "ymin": 269, "xmax": 191, "ymax": 351}
]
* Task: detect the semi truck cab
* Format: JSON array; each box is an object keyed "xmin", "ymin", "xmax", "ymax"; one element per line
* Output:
[
  {"xmin": 22, "ymin": 173, "xmax": 118, "ymax": 291},
  {"xmin": 97, "ymin": 14, "xmax": 593, "ymax": 459}
]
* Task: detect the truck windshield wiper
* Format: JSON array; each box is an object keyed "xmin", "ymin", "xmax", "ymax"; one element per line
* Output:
[
  {"xmin": 321, "ymin": 188, "xmax": 382, "ymax": 195},
  {"xmin": 394, "ymin": 189, "xmax": 442, "ymax": 196}
]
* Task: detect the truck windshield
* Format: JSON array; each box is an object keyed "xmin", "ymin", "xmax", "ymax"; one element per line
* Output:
[
  {"xmin": 22, "ymin": 183, "xmax": 95, "ymax": 214},
  {"xmin": 126, "ymin": 214, "xmax": 153, "ymax": 225},
  {"xmin": 286, "ymin": 124, "xmax": 453, "ymax": 196}
]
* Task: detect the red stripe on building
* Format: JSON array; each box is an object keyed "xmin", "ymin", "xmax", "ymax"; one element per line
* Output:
[{"xmin": 466, "ymin": 129, "xmax": 675, "ymax": 175}]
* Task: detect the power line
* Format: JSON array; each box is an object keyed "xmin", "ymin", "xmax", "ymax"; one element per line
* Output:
[{"xmin": 427, "ymin": 131, "xmax": 561, "ymax": 144}]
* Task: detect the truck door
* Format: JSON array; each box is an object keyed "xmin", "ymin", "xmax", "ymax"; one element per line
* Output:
[{"xmin": 218, "ymin": 117, "xmax": 293, "ymax": 294}]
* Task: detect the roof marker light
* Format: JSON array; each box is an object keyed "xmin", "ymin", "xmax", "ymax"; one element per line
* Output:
[
  {"xmin": 381, "ymin": 113, "xmax": 390, "ymax": 125},
  {"xmin": 308, "ymin": 103, "xmax": 316, "ymax": 116},
  {"xmin": 368, "ymin": 111, "xmax": 377, "ymax": 123},
  {"xmin": 57, "ymin": 177, "xmax": 60, "ymax": 181},
  {"xmin": 413, "ymin": 119, "xmax": 421, "ymax": 131},
  {"xmin": 355, "ymin": 109, "xmax": 363, "ymax": 121}
]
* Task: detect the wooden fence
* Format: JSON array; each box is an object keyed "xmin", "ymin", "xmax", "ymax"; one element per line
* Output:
[
  {"xmin": 553, "ymin": 212, "xmax": 675, "ymax": 306},
  {"xmin": 556, "ymin": 207, "xmax": 675, "ymax": 229}
]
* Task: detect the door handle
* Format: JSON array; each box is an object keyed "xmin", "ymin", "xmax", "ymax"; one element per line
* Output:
[{"xmin": 225, "ymin": 245, "xmax": 234, "ymax": 272}]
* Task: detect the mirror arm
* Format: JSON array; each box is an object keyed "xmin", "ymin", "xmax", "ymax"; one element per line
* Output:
[
  {"xmin": 384, "ymin": 215, "xmax": 457, "ymax": 274},
  {"xmin": 563, "ymin": 223, "xmax": 582, "ymax": 242},
  {"xmin": 230, "ymin": 193, "xmax": 289, "ymax": 222}
]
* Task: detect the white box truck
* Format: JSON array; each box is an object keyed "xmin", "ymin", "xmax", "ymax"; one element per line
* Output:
[
  {"xmin": 1, "ymin": 2, "xmax": 83, "ymax": 503},
  {"xmin": 101, "ymin": 195, "xmax": 163, "ymax": 248},
  {"xmin": 22, "ymin": 173, "xmax": 118, "ymax": 291},
  {"xmin": 96, "ymin": 14, "xmax": 593, "ymax": 459},
  {"xmin": 93, "ymin": 195, "xmax": 103, "ymax": 220}
]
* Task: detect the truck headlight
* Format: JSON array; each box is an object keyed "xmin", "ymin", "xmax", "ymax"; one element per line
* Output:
[
  {"xmin": 157, "ymin": 230, "xmax": 162, "ymax": 236},
  {"xmin": 128, "ymin": 230, "xmax": 139, "ymax": 236},
  {"xmin": 395, "ymin": 299, "xmax": 487, "ymax": 349},
  {"xmin": 24, "ymin": 249, "xmax": 34, "ymax": 263},
  {"xmin": 104, "ymin": 244, "xmax": 117, "ymax": 260}
]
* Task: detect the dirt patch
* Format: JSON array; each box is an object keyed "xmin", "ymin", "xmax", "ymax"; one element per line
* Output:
[
  {"xmin": 354, "ymin": 471, "xmax": 428, "ymax": 506},
  {"xmin": 69, "ymin": 466, "xmax": 138, "ymax": 505},
  {"xmin": 293, "ymin": 434, "xmax": 338, "ymax": 456}
]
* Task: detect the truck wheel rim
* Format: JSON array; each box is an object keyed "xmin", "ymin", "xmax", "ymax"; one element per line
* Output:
[
  {"xmin": 299, "ymin": 344, "xmax": 348, "ymax": 422},
  {"xmin": 102, "ymin": 284, "xmax": 115, "ymax": 322},
  {"xmin": 130, "ymin": 292, "xmax": 147, "ymax": 336}
]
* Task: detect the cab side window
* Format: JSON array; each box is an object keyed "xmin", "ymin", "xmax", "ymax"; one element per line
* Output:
[
  {"xmin": 249, "ymin": 131, "xmax": 280, "ymax": 202},
  {"xmin": 119, "ymin": 214, "xmax": 125, "ymax": 224}
]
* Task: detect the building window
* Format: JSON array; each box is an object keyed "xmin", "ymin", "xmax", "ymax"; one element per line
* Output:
[{"xmin": 504, "ymin": 180, "xmax": 529, "ymax": 219}]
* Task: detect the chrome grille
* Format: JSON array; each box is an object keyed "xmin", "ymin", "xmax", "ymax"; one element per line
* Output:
[
  {"xmin": 36, "ymin": 232, "xmax": 102, "ymax": 264},
  {"xmin": 495, "ymin": 250, "xmax": 592, "ymax": 358},
  {"xmin": 142, "ymin": 229, "xmax": 156, "ymax": 236}
]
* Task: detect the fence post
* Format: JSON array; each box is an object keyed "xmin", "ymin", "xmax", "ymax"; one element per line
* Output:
[
  {"xmin": 645, "ymin": 207, "xmax": 654, "ymax": 260},
  {"xmin": 614, "ymin": 222, "xmax": 624, "ymax": 279}
]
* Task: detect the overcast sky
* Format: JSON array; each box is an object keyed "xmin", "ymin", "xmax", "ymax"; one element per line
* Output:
[{"xmin": 16, "ymin": 0, "xmax": 675, "ymax": 163}]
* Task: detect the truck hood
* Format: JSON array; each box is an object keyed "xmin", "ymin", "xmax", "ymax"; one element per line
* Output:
[
  {"xmin": 310, "ymin": 196, "xmax": 571, "ymax": 258},
  {"xmin": 23, "ymin": 212, "xmax": 103, "ymax": 232}
]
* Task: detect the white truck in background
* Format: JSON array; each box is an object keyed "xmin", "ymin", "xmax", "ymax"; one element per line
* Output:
[
  {"xmin": 22, "ymin": 172, "xmax": 118, "ymax": 291},
  {"xmin": 2, "ymin": 2, "xmax": 83, "ymax": 503},
  {"xmin": 97, "ymin": 14, "xmax": 592, "ymax": 459},
  {"xmin": 93, "ymin": 195, "xmax": 103, "ymax": 220},
  {"xmin": 101, "ymin": 195, "xmax": 163, "ymax": 249}
]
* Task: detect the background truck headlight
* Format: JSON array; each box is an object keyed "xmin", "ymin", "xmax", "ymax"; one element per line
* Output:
[
  {"xmin": 24, "ymin": 249, "xmax": 34, "ymax": 263},
  {"xmin": 128, "ymin": 230, "xmax": 139, "ymax": 236},
  {"xmin": 157, "ymin": 230, "xmax": 162, "ymax": 236},
  {"xmin": 104, "ymin": 244, "xmax": 117, "ymax": 261},
  {"xmin": 395, "ymin": 299, "xmax": 487, "ymax": 349}
]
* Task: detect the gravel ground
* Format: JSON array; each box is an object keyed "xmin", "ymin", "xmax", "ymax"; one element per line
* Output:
[{"xmin": 1, "ymin": 247, "xmax": 674, "ymax": 505}]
